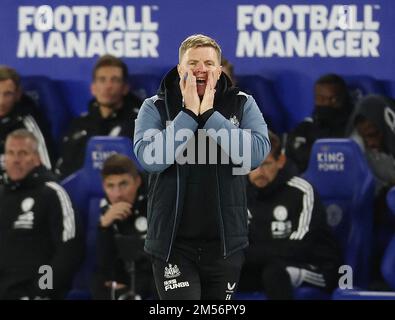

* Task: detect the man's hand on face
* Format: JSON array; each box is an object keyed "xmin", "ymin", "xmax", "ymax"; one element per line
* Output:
[
  {"xmin": 100, "ymin": 201, "xmax": 132, "ymax": 227},
  {"xmin": 179, "ymin": 70, "xmax": 200, "ymax": 116},
  {"xmin": 200, "ymin": 70, "xmax": 216, "ymax": 115},
  {"xmin": 179, "ymin": 70, "xmax": 216, "ymax": 116}
]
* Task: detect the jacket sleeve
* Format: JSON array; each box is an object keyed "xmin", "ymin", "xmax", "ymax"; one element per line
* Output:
[
  {"xmin": 133, "ymin": 98, "xmax": 199, "ymax": 173},
  {"xmin": 22, "ymin": 115, "xmax": 53, "ymax": 170},
  {"xmin": 248, "ymin": 184, "xmax": 324, "ymax": 264},
  {"xmin": 285, "ymin": 120, "xmax": 313, "ymax": 173},
  {"xmin": 203, "ymin": 95, "xmax": 271, "ymax": 172},
  {"xmin": 273, "ymin": 189, "xmax": 330, "ymax": 263},
  {"xmin": 95, "ymin": 213, "xmax": 118, "ymax": 281},
  {"xmin": 41, "ymin": 182, "xmax": 84, "ymax": 298}
]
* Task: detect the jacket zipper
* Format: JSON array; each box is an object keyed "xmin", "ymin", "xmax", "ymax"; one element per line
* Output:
[
  {"xmin": 164, "ymin": 94, "xmax": 179, "ymax": 262},
  {"xmin": 215, "ymin": 165, "xmax": 227, "ymax": 258},
  {"xmin": 166, "ymin": 164, "xmax": 180, "ymax": 261}
]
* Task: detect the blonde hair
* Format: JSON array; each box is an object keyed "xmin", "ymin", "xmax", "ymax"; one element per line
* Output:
[
  {"xmin": 179, "ymin": 34, "xmax": 222, "ymax": 63},
  {"xmin": 6, "ymin": 129, "xmax": 39, "ymax": 153}
]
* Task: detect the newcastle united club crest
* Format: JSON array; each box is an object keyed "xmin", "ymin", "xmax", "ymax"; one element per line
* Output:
[{"xmin": 230, "ymin": 115, "xmax": 240, "ymax": 127}]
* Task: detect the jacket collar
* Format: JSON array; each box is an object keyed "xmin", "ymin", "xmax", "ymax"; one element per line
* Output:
[{"xmin": 4, "ymin": 165, "xmax": 57, "ymax": 191}]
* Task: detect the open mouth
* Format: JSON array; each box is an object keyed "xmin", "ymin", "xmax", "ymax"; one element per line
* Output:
[{"xmin": 196, "ymin": 78, "xmax": 206, "ymax": 86}]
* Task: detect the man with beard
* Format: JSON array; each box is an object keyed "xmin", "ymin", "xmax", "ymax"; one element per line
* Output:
[
  {"xmin": 352, "ymin": 95, "xmax": 395, "ymax": 289},
  {"xmin": 239, "ymin": 130, "xmax": 341, "ymax": 299},
  {"xmin": 133, "ymin": 34, "xmax": 271, "ymax": 300},
  {"xmin": 56, "ymin": 55, "xmax": 142, "ymax": 178},
  {"xmin": 352, "ymin": 95, "xmax": 395, "ymax": 192},
  {"xmin": 285, "ymin": 74, "xmax": 354, "ymax": 173}
]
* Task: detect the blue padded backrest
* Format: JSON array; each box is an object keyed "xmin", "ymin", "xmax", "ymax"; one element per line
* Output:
[
  {"xmin": 381, "ymin": 187, "xmax": 395, "ymax": 290},
  {"xmin": 56, "ymin": 79, "xmax": 91, "ymax": 117},
  {"xmin": 61, "ymin": 136, "xmax": 136, "ymax": 291},
  {"xmin": 21, "ymin": 76, "xmax": 72, "ymax": 144},
  {"xmin": 381, "ymin": 236, "xmax": 395, "ymax": 291},
  {"xmin": 82, "ymin": 136, "xmax": 136, "ymax": 196},
  {"xmin": 332, "ymin": 288, "xmax": 395, "ymax": 300},
  {"xmin": 129, "ymin": 73, "xmax": 162, "ymax": 100},
  {"xmin": 62, "ymin": 136, "xmax": 136, "ymax": 215},
  {"xmin": 271, "ymin": 71, "xmax": 312, "ymax": 131},
  {"xmin": 344, "ymin": 75, "xmax": 387, "ymax": 103},
  {"xmin": 382, "ymin": 80, "xmax": 395, "ymax": 99},
  {"xmin": 237, "ymin": 75, "xmax": 287, "ymax": 134},
  {"xmin": 387, "ymin": 187, "xmax": 395, "ymax": 216},
  {"xmin": 303, "ymin": 138, "xmax": 375, "ymax": 287}
]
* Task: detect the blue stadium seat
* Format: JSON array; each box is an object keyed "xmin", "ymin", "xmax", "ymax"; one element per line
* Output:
[
  {"xmin": 56, "ymin": 79, "xmax": 91, "ymax": 117},
  {"xmin": 21, "ymin": 76, "xmax": 73, "ymax": 144},
  {"xmin": 129, "ymin": 73, "xmax": 162, "ymax": 100},
  {"xmin": 61, "ymin": 136, "xmax": 137, "ymax": 297},
  {"xmin": 271, "ymin": 71, "xmax": 313, "ymax": 131},
  {"xmin": 293, "ymin": 287, "xmax": 331, "ymax": 300},
  {"xmin": 234, "ymin": 292, "xmax": 266, "ymax": 300},
  {"xmin": 237, "ymin": 75, "xmax": 288, "ymax": 134},
  {"xmin": 332, "ymin": 288, "xmax": 395, "ymax": 300},
  {"xmin": 344, "ymin": 75, "xmax": 387, "ymax": 103},
  {"xmin": 303, "ymin": 139, "xmax": 375, "ymax": 288},
  {"xmin": 381, "ymin": 237, "xmax": 395, "ymax": 291},
  {"xmin": 387, "ymin": 187, "xmax": 395, "ymax": 215},
  {"xmin": 330, "ymin": 186, "xmax": 395, "ymax": 300},
  {"xmin": 381, "ymin": 80, "xmax": 395, "ymax": 99},
  {"xmin": 381, "ymin": 187, "xmax": 395, "ymax": 290},
  {"xmin": 235, "ymin": 286, "xmax": 330, "ymax": 300}
]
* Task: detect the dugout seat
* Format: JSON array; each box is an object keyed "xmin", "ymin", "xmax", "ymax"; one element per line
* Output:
[
  {"xmin": 21, "ymin": 76, "xmax": 73, "ymax": 144},
  {"xmin": 332, "ymin": 288, "xmax": 395, "ymax": 300},
  {"xmin": 56, "ymin": 79, "xmax": 91, "ymax": 117},
  {"xmin": 62, "ymin": 136, "xmax": 137, "ymax": 297},
  {"xmin": 381, "ymin": 187, "xmax": 395, "ymax": 290},
  {"xmin": 381, "ymin": 80, "xmax": 395, "ymax": 99},
  {"xmin": 344, "ymin": 75, "xmax": 387, "ymax": 103},
  {"xmin": 329, "ymin": 169, "xmax": 395, "ymax": 300},
  {"xmin": 129, "ymin": 73, "xmax": 162, "ymax": 100},
  {"xmin": 303, "ymin": 138, "xmax": 375, "ymax": 288},
  {"xmin": 237, "ymin": 75, "xmax": 288, "ymax": 134}
]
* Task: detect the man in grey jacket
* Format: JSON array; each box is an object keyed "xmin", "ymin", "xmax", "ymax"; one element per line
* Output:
[{"xmin": 134, "ymin": 34, "xmax": 270, "ymax": 300}]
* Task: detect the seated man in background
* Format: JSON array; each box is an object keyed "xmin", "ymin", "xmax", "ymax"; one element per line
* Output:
[
  {"xmin": 0, "ymin": 129, "xmax": 84, "ymax": 299},
  {"xmin": 56, "ymin": 55, "xmax": 142, "ymax": 178},
  {"xmin": 0, "ymin": 66, "xmax": 52, "ymax": 183},
  {"xmin": 353, "ymin": 95, "xmax": 395, "ymax": 194},
  {"xmin": 352, "ymin": 94, "xmax": 395, "ymax": 289},
  {"xmin": 286, "ymin": 74, "xmax": 354, "ymax": 173},
  {"xmin": 92, "ymin": 154, "xmax": 154, "ymax": 300},
  {"xmin": 239, "ymin": 131, "xmax": 342, "ymax": 299}
]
